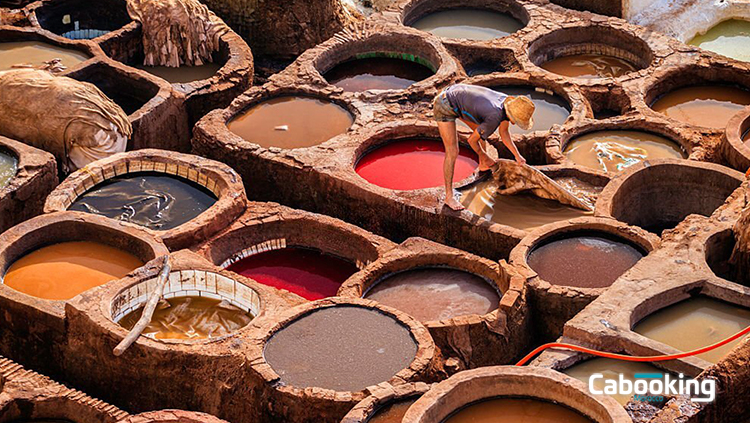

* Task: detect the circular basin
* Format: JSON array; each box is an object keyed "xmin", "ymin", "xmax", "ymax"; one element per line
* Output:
[
  {"xmin": 541, "ymin": 53, "xmax": 637, "ymax": 78},
  {"xmin": 650, "ymin": 85, "xmax": 750, "ymax": 128},
  {"xmin": 324, "ymin": 55, "xmax": 435, "ymax": 92},
  {"xmin": 689, "ymin": 19, "xmax": 750, "ymax": 62},
  {"xmin": 410, "ymin": 9, "xmax": 523, "ymax": 40},
  {"xmin": 0, "ymin": 41, "xmax": 89, "ymax": 71}
]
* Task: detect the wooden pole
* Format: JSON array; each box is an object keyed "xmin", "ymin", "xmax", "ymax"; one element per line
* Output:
[{"xmin": 113, "ymin": 255, "xmax": 172, "ymax": 356}]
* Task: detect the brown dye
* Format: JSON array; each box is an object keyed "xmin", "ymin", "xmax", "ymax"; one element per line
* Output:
[
  {"xmin": 368, "ymin": 398, "xmax": 418, "ymax": 423},
  {"xmin": 650, "ymin": 85, "xmax": 750, "ymax": 128},
  {"xmin": 460, "ymin": 179, "xmax": 591, "ymax": 231},
  {"xmin": 634, "ymin": 297, "xmax": 750, "ymax": 363},
  {"xmin": 364, "ymin": 268, "xmax": 500, "ymax": 322},
  {"xmin": 118, "ymin": 296, "xmax": 254, "ymax": 340},
  {"xmin": 564, "ymin": 130, "xmax": 685, "ymax": 173},
  {"xmin": 527, "ymin": 235, "xmax": 644, "ymax": 288},
  {"xmin": 227, "ymin": 96, "xmax": 354, "ymax": 149},
  {"xmin": 443, "ymin": 397, "xmax": 593, "ymax": 423},
  {"xmin": 263, "ymin": 305, "xmax": 418, "ymax": 391},
  {"xmin": 136, "ymin": 63, "xmax": 222, "ymax": 83},
  {"xmin": 563, "ymin": 358, "xmax": 667, "ymax": 405},
  {"xmin": 0, "ymin": 41, "xmax": 89, "ymax": 71},
  {"xmin": 324, "ymin": 57, "xmax": 434, "ymax": 92},
  {"xmin": 3, "ymin": 241, "xmax": 143, "ymax": 300},
  {"xmin": 540, "ymin": 54, "xmax": 637, "ymax": 78}
]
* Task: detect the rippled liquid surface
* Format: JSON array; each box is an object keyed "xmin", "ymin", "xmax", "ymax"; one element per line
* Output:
[
  {"xmin": 564, "ymin": 130, "xmax": 685, "ymax": 173},
  {"xmin": 368, "ymin": 398, "xmax": 418, "ymax": 423},
  {"xmin": 651, "ymin": 85, "xmax": 750, "ymax": 128},
  {"xmin": 0, "ymin": 151, "xmax": 18, "ymax": 189},
  {"xmin": 264, "ymin": 305, "xmax": 418, "ymax": 391},
  {"xmin": 119, "ymin": 296, "xmax": 254, "ymax": 340},
  {"xmin": 227, "ymin": 247, "xmax": 358, "ymax": 300},
  {"xmin": 460, "ymin": 179, "xmax": 591, "ymax": 231},
  {"xmin": 365, "ymin": 268, "xmax": 500, "ymax": 322},
  {"xmin": 541, "ymin": 54, "xmax": 637, "ymax": 78},
  {"xmin": 3, "ymin": 241, "xmax": 143, "ymax": 300},
  {"xmin": 69, "ymin": 173, "xmax": 217, "ymax": 231},
  {"xmin": 0, "ymin": 41, "xmax": 89, "ymax": 71},
  {"xmin": 136, "ymin": 63, "xmax": 221, "ymax": 83},
  {"xmin": 356, "ymin": 138, "xmax": 478, "ymax": 190},
  {"xmin": 324, "ymin": 57, "xmax": 434, "ymax": 92},
  {"xmin": 634, "ymin": 297, "xmax": 750, "ymax": 363},
  {"xmin": 411, "ymin": 9, "xmax": 523, "ymax": 40},
  {"xmin": 443, "ymin": 398, "xmax": 593, "ymax": 423},
  {"xmin": 689, "ymin": 19, "xmax": 750, "ymax": 62},
  {"xmin": 228, "ymin": 96, "xmax": 353, "ymax": 149},
  {"xmin": 564, "ymin": 358, "xmax": 666, "ymax": 405},
  {"xmin": 527, "ymin": 235, "xmax": 644, "ymax": 288}
]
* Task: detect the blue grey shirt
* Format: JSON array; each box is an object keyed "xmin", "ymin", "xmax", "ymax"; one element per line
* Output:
[{"xmin": 445, "ymin": 84, "xmax": 508, "ymax": 140}]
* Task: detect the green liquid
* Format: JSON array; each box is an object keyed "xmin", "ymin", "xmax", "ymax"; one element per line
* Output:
[{"xmin": 689, "ymin": 19, "xmax": 750, "ymax": 62}]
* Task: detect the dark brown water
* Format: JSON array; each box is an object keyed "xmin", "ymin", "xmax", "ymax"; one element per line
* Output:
[
  {"xmin": 136, "ymin": 63, "xmax": 221, "ymax": 83},
  {"xmin": 228, "ymin": 96, "xmax": 353, "ymax": 149},
  {"xmin": 541, "ymin": 54, "xmax": 637, "ymax": 78},
  {"xmin": 365, "ymin": 268, "xmax": 500, "ymax": 322},
  {"xmin": 443, "ymin": 398, "xmax": 594, "ymax": 423},
  {"xmin": 650, "ymin": 85, "xmax": 750, "ymax": 128},
  {"xmin": 368, "ymin": 398, "xmax": 418, "ymax": 423},
  {"xmin": 118, "ymin": 296, "xmax": 254, "ymax": 340},
  {"xmin": 410, "ymin": 9, "xmax": 523, "ymax": 40},
  {"xmin": 69, "ymin": 172, "xmax": 217, "ymax": 231},
  {"xmin": 527, "ymin": 235, "xmax": 644, "ymax": 288},
  {"xmin": 324, "ymin": 57, "xmax": 434, "ymax": 92},
  {"xmin": 263, "ymin": 305, "xmax": 418, "ymax": 391}
]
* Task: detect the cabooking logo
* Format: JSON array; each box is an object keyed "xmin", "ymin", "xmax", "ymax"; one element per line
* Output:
[{"xmin": 588, "ymin": 372, "xmax": 716, "ymax": 403}]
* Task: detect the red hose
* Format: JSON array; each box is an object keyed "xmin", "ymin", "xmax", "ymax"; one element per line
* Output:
[{"xmin": 515, "ymin": 325, "xmax": 750, "ymax": 366}]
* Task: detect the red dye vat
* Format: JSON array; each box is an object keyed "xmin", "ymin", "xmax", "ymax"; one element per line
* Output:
[
  {"xmin": 227, "ymin": 247, "xmax": 359, "ymax": 300},
  {"xmin": 355, "ymin": 138, "xmax": 479, "ymax": 190}
]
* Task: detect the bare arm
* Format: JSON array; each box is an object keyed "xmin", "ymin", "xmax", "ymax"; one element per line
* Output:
[{"xmin": 498, "ymin": 120, "xmax": 526, "ymax": 165}]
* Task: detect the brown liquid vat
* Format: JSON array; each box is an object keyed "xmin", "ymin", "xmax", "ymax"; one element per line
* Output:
[
  {"xmin": 0, "ymin": 27, "xmax": 96, "ymax": 73},
  {"xmin": 340, "ymin": 382, "xmax": 431, "ymax": 423},
  {"xmin": 339, "ymin": 237, "xmax": 528, "ymax": 370},
  {"xmin": 0, "ymin": 136, "xmax": 57, "ymax": 234},
  {"xmin": 510, "ymin": 217, "xmax": 658, "ymax": 344},
  {"xmin": 0, "ymin": 211, "xmax": 167, "ymax": 384},
  {"xmin": 44, "ymin": 149, "xmax": 247, "ymax": 251},
  {"xmin": 246, "ymin": 297, "xmax": 439, "ymax": 423},
  {"xmin": 595, "ymin": 159, "xmax": 744, "ymax": 234},
  {"xmin": 401, "ymin": 366, "xmax": 631, "ymax": 423}
]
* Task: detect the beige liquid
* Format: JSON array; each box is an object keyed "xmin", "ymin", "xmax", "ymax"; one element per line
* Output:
[
  {"xmin": 410, "ymin": 9, "xmax": 523, "ymax": 40},
  {"xmin": 0, "ymin": 41, "xmax": 89, "ymax": 71},
  {"xmin": 444, "ymin": 398, "xmax": 593, "ymax": 423},
  {"xmin": 541, "ymin": 54, "xmax": 637, "ymax": 78},
  {"xmin": 368, "ymin": 398, "xmax": 418, "ymax": 423},
  {"xmin": 564, "ymin": 130, "xmax": 685, "ymax": 173},
  {"xmin": 460, "ymin": 179, "xmax": 591, "ymax": 231},
  {"xmin": 651, "ymin": 85, "xmax": 750, "ymax": 128},
  {"xmin": 563, "ymin": 358, "xmax": 666, "ymax": 405},
  {"xmin": 3, "ymin": 241, "xmax": 143, "ymax": 300},
  {"xmin": 689, "ymin": 19, "xmax": 750, "ymax": 62},
  {"xmin": 136, "ymin": 63, "xmax": 222, "ymax": 83},
  {"xmin": 634, "ymin": 297, "xmax": 750, "ymax": 363}
]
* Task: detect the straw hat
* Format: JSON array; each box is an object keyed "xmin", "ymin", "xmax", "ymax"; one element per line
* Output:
[{"xmin": 505, "ymin": 96, "xmax": 535, "ymax": 130}]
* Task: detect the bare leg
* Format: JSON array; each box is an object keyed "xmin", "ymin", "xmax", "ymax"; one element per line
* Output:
[
  {"xmin": 438, "ymin": 120, "xmax": 464, "ymax": 210},
  {"xmin": 459, "ymin": 119, "xmax": 497, "ymax": 171}
]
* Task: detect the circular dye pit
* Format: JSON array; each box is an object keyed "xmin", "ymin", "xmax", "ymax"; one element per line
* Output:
[
  {"xmin": 364, "ymin": 268, "xmax": 500, "ymax": 322},
  {"xmin": 136, "ymin": 63, "xmax": 222, "ymax": 84},
  {"xmin": 634, "ymin": 296, "xmax": 750, "ymax": 363},
  {"xmin": 459, "ymin": 179, "xmax": 591, "ymax": 231},
  {"xmin": 541, "ymin": 54, "xmax": 637, "ymax": 78},
  {"xmin": 564, "ymin": 130, "xmax": 686, "ymax": 173},
  {"xmin": 0, "ymin": 150, "xmax": 18, "ymax": 189},
  {"xmin": 2, "ymin": 241, "xmax": 143, "ymax": 300},
  {"xmin": 324, "ymin": 56, "xmax": 434, "ymax": 92},
  {"xmin": 689, "ymin": 19, "xmax": 750, "ymax": 62},
  {"xmin": 527, "ymin": 233, "xmax": 645, "ymax": 288},
  {"xmin": 496, "ymin": 86, "xmax": 571, "ymax": 135},
  {"xmin": 0, "ymin": 41, "xmax": 89, "ymax": 71},
  {"xmin": 118, "ymin": 296, "xmax": 254, "ymax": 340},
  {"xmin": 227, "ymin": 96, "xmax": 354, "ymax": 149},
  {"xmin": 68, "ymin": 172, "xmax": 218, "ymax": 231},
  {"xmin": 563, "ymin": 358, "xmax": 666, "ymax": 405},
  {"xmin": 410, "ymin": 9, "xmax": 523, "ymax": 41},
  {"xmin": 263, "ymin": 305, "xmax": 418, "ymax": 391},
  {"xmin": 443, "ymin": 397, "xmax": 593, "ymax": 423},
  {"xmin": 356, "ymin": 138, "xmax": 478, "ymax": 190},
  {"xmin": 650, "ymin": 85, "xmax": 750, "ymax": 128},
  {"xmin": 369, "ymin": 398, "xmax": 418, "ymax": 423},
  {"xmin": 226, "ymin": 247, "xmax": 359, "ymax": 300},
  {"xmin": 37, "ymin": 0, "xmax": 131, "ymax": 40}
]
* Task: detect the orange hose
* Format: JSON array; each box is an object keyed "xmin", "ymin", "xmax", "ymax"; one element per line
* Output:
[{"xmin": 515, "ymin": 325, "xmax": 750, "ymax": 366}]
